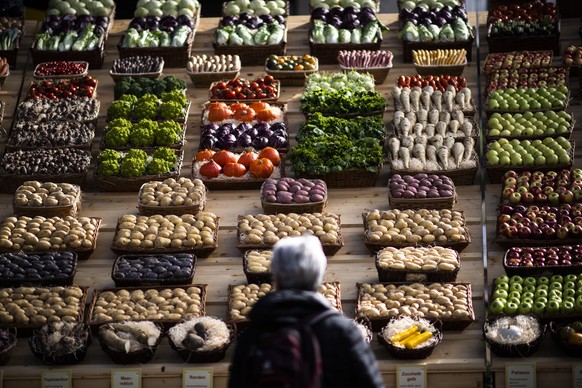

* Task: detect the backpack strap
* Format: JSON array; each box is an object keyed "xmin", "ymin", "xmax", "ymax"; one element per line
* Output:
[{"xmin": 304, "ymin": 308, "xmax": 337, "ymax": 327}]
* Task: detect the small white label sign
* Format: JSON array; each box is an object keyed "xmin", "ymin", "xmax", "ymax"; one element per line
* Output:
[
  {"xmin": 506, "ymin": 364, "xmax": 536, "ymax": 388},
  {"xmin": 112, "ymin": 369, "xmax": 141, "ymax": 388},
  {"xmin": 183, "ymin": 368, "xmax": 213, "ymax": 388},
  {"xmin": 42, "ymin": 370, "xmax": 71, "ymax": 388},
  {"xmin": 574, "ymin": 364, "xmax": 582, "ymax": 388},
  {"xmin": 397, "ymin": 366, "xmax": 426, "ymax": 388}
]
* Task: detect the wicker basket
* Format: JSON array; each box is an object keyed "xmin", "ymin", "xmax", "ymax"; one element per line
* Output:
[
  {"xmin": 242, "ymin": 249, "xmax": 273, "ymax": 284},
  {"xmin": 0, "ymin": 251, "xmax": 78, "ymax": 287},
  {"xmin": 33, "ymin": 61, "xmax": 89, "ymax": 80},
  {"xmin": 111, "ymin": 253, "xmax": 196, "ymax": 287},
  {"xmin": 414, "ymin": 59, "xmax": 467, "ymax": 77},
  {"xmin": 483, "ymin": 51, "xmax": 554, "ymax": 76},
  {"xmin": 483, "ymin": 315, "xmax": 545, "ymax": 358},
  {"xmin": 485, "ymin": 118, "xmax": 574, "ymax": 143},
  {"xmin": 236, "ymin": 214, "xmax": 343, "ymax": 256},
  {"xmin": 29, "ymin": 324, "xmax": 91, "ymax": 365},
  {"xmin": 388, "ymin": 153, "xmax": 479, "ymax": 187},
  {"xmin": 388, "ymin": 191, "xmax": 456, "ymax": 210},
  {"xmin": 362, "ymin": 210, "xmax": 471, "ymax": 254},
  {"xmin": 549, "ymin": 321, "xmax": 582, "ymax": 357},
  {"xmin": 13, "ymin": 185, "xmax": 81, "ymax": 217},
  {"xmin": 168, "ymin": 319, "xmax": 235, "ymax": 363},
  {"xmin": 208, "ymin": 80, "xmax": 281, "ymax": 102},
  {"xmin": 297, "ymin": 165, "xmax": 382, "ymax": 188},
  {"xmin": 378, "ymin": 319, "xmax": 443, "ymax": 359},
  {"xmin": 193, "ymin": 157, "xmax": 285, "ymax": 190},
  {"xmin": 356, "ymin": 282, "xmax": 475, "ymax": 332},
  {"xmin": 137, "ymin": 182, "xmax": 207, "ymax": 216},
  {"xmin": 100, "ymin": 122, "xmax": 186, "ymax": 152},
  {"xmin": 30, "ymin": 37, "xmax": 105, "ymax": 69},
  {"xmin": 187, "ymin": 54, "xmax": 241, "ymax": 88},
  {"xmin": 485, "ymin": 143, "xmax": 574, "ymax": 184},
  {"xmin": 502, "ymin": 247, "xmax": 582, "ymax": 277},
  {"xmin": 88, "ymin": 285, "xmax": 207, "ymax": 329},
  {"xmin": 118, "ymin": 32, "xmax": 195, "ymax": 68},
  {"xmin": 97, "ymin": 323, "xmax": 162, "ymax": 364},
  {"xmin": 0, "ymin": 329, "xmax": 16, "ymax": 365},
  {"xmin": 487, "ymin": 23, "xmax": 561, "ymax": 55},
  {"xmin": 110, "ymin": 217, "xmax": 218, "ymax": 259},
  {"xmin": 375, "ymin": 248, "xmax": 460, "ymax": 283},
  {"xmin": 309, "ymin": 30, "xmax": 382, "ymax": 65},
  {"xmin": 338, "ymin": 63, "xmax": 392, "ymax": 84},
  {"xmin": 0, "ymin": 170, "xmax": 88, "ymax": 194},
  {"xmin": 260, "ymin": 178, "xmax": 327, "ymax": 214},
  {"xmin": 94, "ymin": 149, "xmax": 184, "ymax": 192},
  {"xmin": 354, "ymin": 317, "xmax": 373, "ymax": 344},
  {"xmin": 402, "ymin": 33, "xmax": 474, "ymax": 63},
  {"xmin": 266, "ymin": 56, "xmax": 319, "ymax": 86},
  {"xmin": 213, "ymin": 29, "xmax": 287, "ymax": 66}
]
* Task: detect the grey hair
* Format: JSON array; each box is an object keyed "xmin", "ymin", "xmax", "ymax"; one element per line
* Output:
[{"xmin": 271, "ymin": 236, "xmax": 326, "ymax": 291}]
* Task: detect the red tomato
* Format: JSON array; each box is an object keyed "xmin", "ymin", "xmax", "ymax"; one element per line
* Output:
[{"xmin": 249, "ymin": 158, "xmax": 274, "ymax": 178}]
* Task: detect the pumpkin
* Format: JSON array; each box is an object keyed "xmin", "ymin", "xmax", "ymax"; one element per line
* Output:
[
  {"xmin": 249, "ymin": 101, "xmax": 270, "ymax": 113},
  {"xmin": 199, "ymin": 160, "xmax": 221, "ymax": 179},
  {"xmin": 256, "ymin": 108, "xmax": 277, "ymax": 122},
  {"xmin": 249, "ymin": 158, "xmax": 274, "ymax": 178},
  {"xmin": 212, "ymin": 150, "xmax": 237, "ymax": 167},
  {"xmin": 258, "ymin": 147, "xmax": 281, "ymax": 166},
  {"xmin": 223, "ymin": 162, "xmax": 247, "ymax": 177},
  {"xmin": 229, "ymin": 102, "xmax": 248, "ymax": 112},
  {"xmin": 207, "ymin": 106, "xmax": 232, "ymax": 122},
  {"xmin": 195, "ymin": 149, "xmax": 216, "ymax": 162},
  {"xmin": 233, "ymin": 107, "xmax": 256, "ymax": 122},
  {"xmin": 237, "ymin": 151, "xmax": 258, "ymax": 169}
]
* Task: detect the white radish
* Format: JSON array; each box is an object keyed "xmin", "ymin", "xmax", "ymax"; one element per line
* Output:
[
  {"xmin": 426, "ymin": 145, "xmax": 437, "ymax": 165},
  {"xmin": 431, "ymin": 91, "xmax": 443, "ymax": 111},
  {"xmin": 443, "ymin": 135, "xmax": 455, "ymax": 150},
  {"xmin": 425, "ymin": 123, "xmax": 436, "ymax": 137},
  {"xmin": 461, "ymin": 121, "xmax": 473, "ymax": 138},
  {"xmin": 428, "ymin": 109, "xmax": 439, "ymax": 125},
  {"xmin": 393, "ymin": 110, "xmax": 405, "ymax": 129},
  {"xmin": 449, "ymin": 119, "xmax": 460, "ymax": 136},
  {"xmin": 401, "ymin": 135, "xmax": 415, "ymax": 149},
  {"xmin": 420, "ymin": 91, "xmax": 431, "ymax": 110},
  {"xmin": 436, "ymin": 121, "xmax": 447, "ymax": 137},
  {"xmin": 389, "ymin": 137, "xmax": 400, "ymax": 161},
  {"xmin": 401, "ymin": 88, "xmax": 411, "ymax": 112},
  {"xmin": 410, "ymin": 89, "xmax": 421, "ymax": 112},
  {"xmin": 451, "ymin": 110, "xmax": 464, "ymax": 123},
  {"xmin": 437, "ymin": 145, "xmax": 450, "ymax": 170},
  {"xmin": 463, "ymin": 137, "xmax": 475, "ymax": 162},
  {"xmin": 430, "ymin": 134, "xmax": 443, "ymax": 148},
  {"xmin": 392, "ymin": 87, "xmax": 403, "ymax": 110},
  {"xmin": 413, "ymin": 143, "xmax": 426, "ymax": 166},
  {"xmin": 452, "ymin": 142, "xmax": 465, "ymax": 167},
  {"xmin": 399, "ymin": 147, "xmax": 411, "ymax": 169},
  {"xmin": 400, "ymin": 117, "xmax": 411, "ymax": 137},
  {"xmin": 414, "ymin": 123, "xmax": 424, "ymax": 137}
]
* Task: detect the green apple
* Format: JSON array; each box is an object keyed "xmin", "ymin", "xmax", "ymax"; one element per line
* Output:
[
  {"xmin": 535, "ymin": 289, "xmax": 548, "ymax": 299},
  {"xmin": 551, "ymin": 275, "xmax": 563, "ymax": 283},
  {"xmin": 523, "ymin": 277, "xmax": 537, "ymax": 287},
  {"xmin": 508, "ymin": 296, "xmax": 521, "ymax": 306},
  {"xmin": 497, "ymin": 282, "xmax": 510, "ymax": 291},
  {"xmin": 565, "ymin": 274, "xmax": 577, "ymax": 283},
  {"xmin": 490, "ymin": 299, "xmax": 506, "ymax": 314},
  {"xmin": 549, "ymin": 289, "xmax": 562, "ymax": 301},
  {"xmin": 494, "ymin": 289, "xmax": 509, "ymax": 299},
  {"xmin": 508, "ymin": 291, "xmax": 522, "ymax": 301},
  {"xmin": 510, "ymin": 282, "xmax": 523, "ymax": 293},
  {"xmin": 561, "ymin": 301, "xmax": 575, "ymax": 313},
  {"xmin": 522, "ymin": 291, "xmax": 534, "ymax": 300},
  {"xmin": 518, "ymin": 301, "xmax": 533, "ymax": 314},
  {"xmin": 496, "ymin": 276, "xmax": 510, "ymax": 285},
  {"xmin": 532, "ymin": 301, "xmax": 546, "ymax": 315},
  {"xmin": 575, "ymin": 295, "xmax": 582, "ymax": 312},
  {"xmin": 550, "ymin": 281, "xmax": 562, "ymax": 290},
  {"xmin": 563, "ymin": 288, "xmax": 576, "ymax": 299},
  {"xmin": 546, "ymin": 300, "xmax": 560, "ymax": 314},
  {"xmin": 523, "ymin": 284, "xmax": 536, "ymax": 293},
  {"xmin": 535, "ymin": 296, "xmax": 548, "ymax": 305},
  {"xmin": 504, "ymin": 302, "xmax": 519, "ymax": 315},
  {"xmin": 564, "ymin": 281, "xmax": 576, "ymax": 290},
  {"xmin": 510, "ymin": 275, "xmax": 523, "ymax": 285}
]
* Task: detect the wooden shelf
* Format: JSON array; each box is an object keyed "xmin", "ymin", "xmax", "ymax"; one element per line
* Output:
[{"xmin": 0, "ymin": 12, "xmax": 580, "ymax": 388}]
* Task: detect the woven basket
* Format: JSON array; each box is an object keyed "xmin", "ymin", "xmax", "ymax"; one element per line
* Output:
[
  {"xmin": 483, "ymin": 51, "xmax": 553, "ymax": 76},
  {"xmin": 110, "ymin": 69, "xmax": 163, "ymax": 83},
  {"xmin": 266, "ymin": 57, "xmax": 319, "ymax": 86},
  {"xmin": 30, "ymin": 37, "xmax": 105, "ymax": 69},
  {"xmin": 0, "ymin": 171, "xmax": 88, "ymax": 194},
  {"xmin": 33, "ymin": 61, "xmax": 89, "ymax": 80},
  {"xmin": 13, "ymin": 184, "xmax": 81, "ymax": 217},
  {"xmin": 0, "ymin": 251, "xmax": 78, "ymax": 287},
  {"xmin": 260, "ymin": 178, "xmax": 327, "ymax": 214},
  {"xmin": 110, "ymin": 218, "xmax": 218, "ymax": 259},
  {"xmin": 362, "ymin": 210, "xmax": 471, "ymax": 254},
  {"xmin": 29, "ymin": 324, "xmax": 91, "ymax": 365},
  {"xmin": 402, "ymin": 32, "xmax": 474, "ymax": 63},
  {"xmin": 549, "ymin": 321, "xmax": 582, "ymax": 357},
  {"xmin": 338, "ymin": 63, "xmax": 392, "ymax": 84},
  {"xmin": 100, "ymin": 122, "xmax": 186, "ymax": 152},
  {"xmin": 485, "ymin": 143, "xmax": 574, "ymax": 184},
  {"xmin": 193, "ymin": 157, "xmax": 285, "ymax": 190},
  {"xmin": 88, "ymin": 285, "xmax": 207, "ymax": 329},
  {"xmin": 356, "ymin": 282, "xmax": 475, "ymax": 332},
  {"xmin": 0, "ymin": 329, "xmax": 16, "ymax": 365},
  {"xmin": 94, "ymin": 149, "xmax": 184, "ymax": 192},
  {"xmin": 483, "ymin": 316, "xmax": 545, "ymax": 358},
  {"xmin": 485, "ymin": 118, "xmax": 574, "ymax": 143},
  {"xmin": 97, "ymin": 323, "xmax": 162, "ymax": 364},
  {"xmin": 111, "ymin": 253, "xmax": 196, "ymax": 287},
  {"xmin": 208, "ymin": 79, "xmax": 281, "ymax": 102},
  {"xmin": 213, "ymin": 29, "xmax": 287, "ymax": 66},
  {"xmin": 354, "ymin": 318, "xmax": 373, "ymax": 344},
  {"xmin": 236, "ymin": 214, "xmax": 343, "ymax": 256},
  {"xmin": 187, "ymin": 64, "xmax": 240, "ymax": 88},
  {"xmin": 502, "ymin": 247, "xmax": 582, "ymax": 277},
  {"xmin": 118, "ymin": 31, "xmax": 196, "ymax": 68},
  {"xmin": 168, "ymin": 320, "xmax": 235, "ymax": 363},
  {"xmin": 297, "ymin": 165, "xmax": 382, "ymax": 188},
  {"xmin": 375, "ymin": 248, "xmax": 460, "ymax": 283},
  {"xmin": 484, "ymin": 67, "xmax": 570, "ymax": 96},
  {"xmin": 487, "ymin": 23, "xmax": 561, "ymax": 55},
  {"xmin": 309, "ymin": 30, "xmax": 382, "ymax": 65},
  {"xmin": 378, "ymin": 320, "xmax": 443, "ymax": 359},
  {"xmin": 137, "ymin": 182, "xmax": 207, "ymax": 216},
  {"xmin": 387, "ymin": 153, "xmax": 479, "ymax": 187},
  {"xmin": 388, "ymin": 191, "xmax": 456, "ymax": 210},
  {"xmin": 414, "ymin": 59, "xmax": 467, "ymax": 77},
  {"xmin": 242, "ymin": 249, "xmax": 273, "ymax": 284}
]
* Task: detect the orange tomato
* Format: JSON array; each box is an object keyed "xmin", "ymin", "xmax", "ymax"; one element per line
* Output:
[
  {"xmin": 249, "ymin": 158, "xmax": 274, "ymax": 178},
  {"xmin": 233, "ymin": 107, "xmax": 256, "ymax": 122},
  {"xmin": 256, "ymin": 108, "xmax": 277, "ymax": 122},
  {"xmin": 207, "ymin": 107, "xmax": 232, "ymax": 122},
  {"xmin": 195, "ymin": 149, "xmax": 216, "ymax": 162},
  {"xmin": 249, "ymin": 101, "xmax": 270, "ymax": 112},
  {"xmin": 199, "ymin": 160, "xmax": 221, "ymax": 179},
  {"xmin": 212, "ymin": 150, "xmax": 238, "ymax": 167},
  {"xmin": 223, "ymin": 162, "xmax": 247, "ymax": 177},
  {"xmin": 237, "ymin": 151, "xmax": 258, "ymax": 169},
  {"xmin": 258, "ymin": 147, "xmax": 281, "ymax": 166}
]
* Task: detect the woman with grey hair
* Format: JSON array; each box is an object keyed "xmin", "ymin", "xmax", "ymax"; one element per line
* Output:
[{"xmin": 229, "ymin": 236, "xmax": 384, "ymax": 388}]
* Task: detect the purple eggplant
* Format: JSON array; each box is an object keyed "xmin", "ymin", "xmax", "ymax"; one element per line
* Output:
[
  {"xmin": 252, "ymin": 136, "xmax": 269, "ymax": 149},
  {"xmin": 237, "ymin": 133, "xmax": 253, "ymax": 148},
  {"xmin": 200, "ymin": 136, "xmax": 217, "ymax": 150},
  {"xmin": 177, "ymin": 15, "xmax": 195, "ymax": 28},
  {"xmin": 269, "ymin": 135, "xmax": 288, "ymax": 149},
  {"xmin": 236, "ymin": 122, "xmax": 252, "ymax": 134},
  {"xmin": 218, "ymin": 133, "xmax": 237, "ymax": 149}
]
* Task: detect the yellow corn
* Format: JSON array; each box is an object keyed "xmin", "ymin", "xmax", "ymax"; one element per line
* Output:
[
  {"xmin": 390, "ymin": 325, "xmax": 419, "ymax": 343},
  {"xmin": 405, "ymin": 331, "xmax": 433, "ymax": 349},
  {"xmin": 398, "ymin": 331, "xmax": 422, "ymax": 347}
]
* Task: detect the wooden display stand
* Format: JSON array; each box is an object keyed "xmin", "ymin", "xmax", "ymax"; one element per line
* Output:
[{"xmin": 0, "ymin": 15, "xmax": 580, "ymax": 388}]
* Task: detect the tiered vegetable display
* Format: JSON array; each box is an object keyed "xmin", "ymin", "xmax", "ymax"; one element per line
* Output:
[
  {"xmin": 389, "ymin": 174, "xmax": 455, "ymax": 199},
  {"xmin": 215, "ymin": 13, "xmax": 285, "ymax": 46},
  {"xmin": 35, "ymin": 15, "xmax": 109, "ymax": 51},
  {"xmin": 139, "ymin": 177, "xmax": 206, "ymax": 208},
  {"xmin": 108, "ymin": 91, "xmax": 188, "ymax": 121},
  {"xmin": 113, "ymin": 254, "xmax": 195, "ymax": 281},
  {"xmin": 291, "ymin": 113, "xmax": 384, "ymax": 176},
  {"xmin": 134, "ymin": 0, "xmax": 200, "ymax": 18},
  {"xmin": 486, "ymin": 137, "xmax": 572, "ymax": 167},
  {"xmin": 97, "ymin": 148, "xmax": 178, "ymax": 177},
  {"xmin": 399, "ymin": 5, "xmax": 472, "ymax": 42},
  {"xmin": 122, "ymin": 16, "xmax": 195, "ymax": 48},
  {"xmin": 0, "ymin": 251, "xmax": 76, "ymax": 282},
  {"xmin": 300, "ymin": 71, "xmax": 386, "ymax": 116},
  {"xmin": 14, "ymin": 181, "xmax": 79, "ymax": 208},
  {"xmin": 224, "ymin": 0, "xmax": 287, "ymax": 16},
  {"xmin": 310, "ymin": 6, "xmax": 383, "ymax": 44},
  {"xmin": 413, "ymin": 48, "xmax": 466, "ymax": 65}
]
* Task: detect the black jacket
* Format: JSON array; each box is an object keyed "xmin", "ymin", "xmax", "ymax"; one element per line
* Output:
[{"xmin": 228, "ymin": 289, "xmax": 385, "ymax": 388}]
